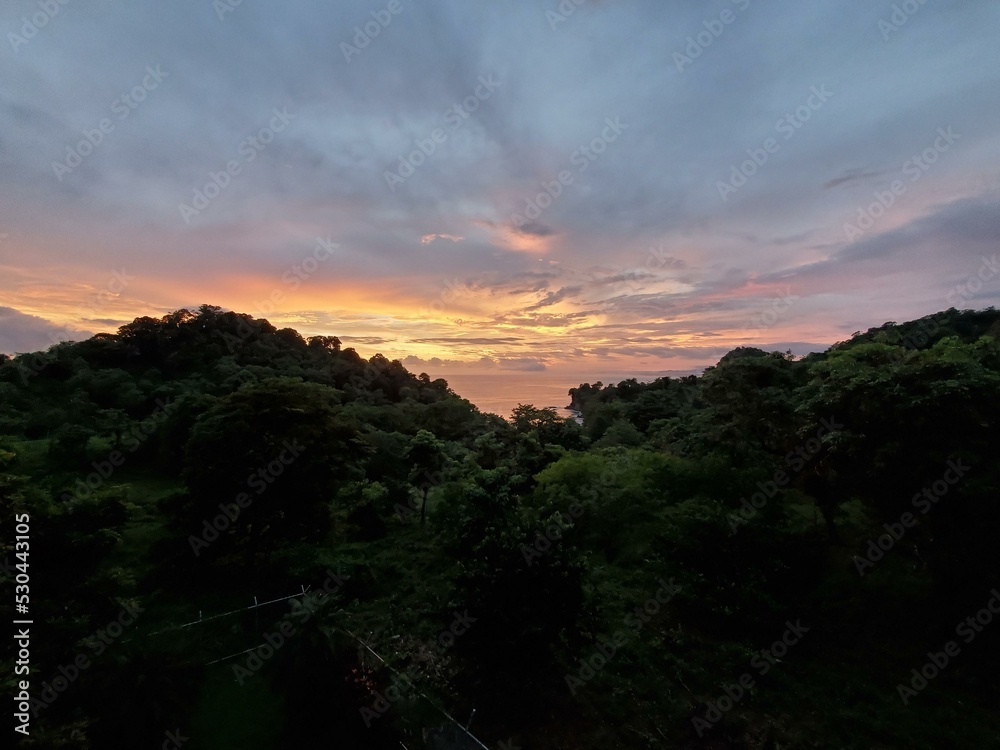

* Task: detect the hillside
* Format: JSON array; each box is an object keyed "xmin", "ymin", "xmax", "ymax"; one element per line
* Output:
[{"xmin": 1, "ymin": 305, "xmax": 999, "ymax": 749}]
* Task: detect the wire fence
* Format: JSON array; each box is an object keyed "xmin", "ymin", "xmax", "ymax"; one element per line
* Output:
[{"xmin": 121, "ymin": 586, "xmax": 494, "ymax": 749}]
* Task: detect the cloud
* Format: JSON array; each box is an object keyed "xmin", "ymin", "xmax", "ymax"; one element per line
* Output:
[
  {"xmin": 495, "ymin": 312, "xmax": 593, "ymax": 328},
  {"xmin": 1, "ymin": 0, "xmax": 999, "ymax": 381},
  {"xmin": 823, "ymin": 169, "xmax": 886, "ymax": 189},
  {"xmin": 497, "ymin": 357, "xmax": 547, "ymax": 371},
  {"xmin": 340, "ymin": 336, "xmax": 391, "ymax": 345},
  {"xmin": 0, "ymin": 307, "xmax": 93, "ymax": 354},
  {"xmin": 420, "ymin": 233, "xmax": 464, "ymax": 244},
  {"xmin": 524, "ymin": 285, "xmax": 583, "ymax": 311},
  {"xmin": 515, "ymin": 222, "xmax": 555, "ymax": 238},
  {"xmin": 412, "ymin": 337, "xmax": 523, "ymax": 345},
  {"xmin": 401, "ymin": 354, "xmax": 546, "ymax": 371},
  {"xmin": 82, "ymin": 317, "xmax": 130, "ymax": 327}
]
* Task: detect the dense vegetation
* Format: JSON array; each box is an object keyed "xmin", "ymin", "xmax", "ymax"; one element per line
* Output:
[{"xmin": 1, "ymin": 304, "xmax": 999, "ymax": 749}]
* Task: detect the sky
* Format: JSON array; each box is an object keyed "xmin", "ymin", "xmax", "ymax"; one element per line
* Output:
[{"xmin": 2, "ymin": 0, "xmax": 999, "ymax": 384}]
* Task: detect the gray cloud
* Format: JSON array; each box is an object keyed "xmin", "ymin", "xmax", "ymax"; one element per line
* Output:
[
  {"xmin": 524, "ymin": 285, "xmax": 583, "ymax": 311},
  {"xmin": 412, "ymin": 337, "xmax": 523, "ymax": 345},
  {"xmin": 0, "ymin": 307, "xmax": 93, "ymax": 354},
  {"xmin": 0, "ymin": 0, "xmax": 999, "ymax": 375},
  {"xmin": 515, "ymin": 222, "xmax": 555, "ymax": 238},
  {"xmin": 823, "ymin": 169, "xmax": 886, "ymax": 190}
]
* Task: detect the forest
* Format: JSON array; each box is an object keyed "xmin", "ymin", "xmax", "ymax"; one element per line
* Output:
[{"xmin": 1, "ymin": 303, "xmax": 999, "ymax": 749}]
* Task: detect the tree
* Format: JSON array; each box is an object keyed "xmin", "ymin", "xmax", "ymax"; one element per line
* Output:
[
  {"xmin": 510, "ymin": 404, "xmax": 585, "ymax": 449},
  {"xmin": 437, "ymin": 468, "xmax": 586, "ymax": 707},
  {"xmin": 307, "ymin": 335, "xmax": 342, "ymax": 352},
  {"xmin": 97, "ymin": 408, "xmax": 132, "ymax": 452},
  {"xmin": 405, "ymin": 429, "xmax": 448, "ymax": 525},
  {"xmin": 181, "ymin": 378, "xmax": 360, "ymax": 565},
  {"xmin": 48, "ymin": 424, "xmax": 95, "ymax": 468}
]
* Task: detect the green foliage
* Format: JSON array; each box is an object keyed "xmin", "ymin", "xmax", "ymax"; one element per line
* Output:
[
  {"xmin": 181, "ymin": 378, "xmax": 360, "ymax": 562},
  {"xmin": 47, "ymin": 423, "xmax": 96, "ymax": 468},
  {"xmin": 1, "ymin": 306, "xmax": 998, "ymax": 748}
]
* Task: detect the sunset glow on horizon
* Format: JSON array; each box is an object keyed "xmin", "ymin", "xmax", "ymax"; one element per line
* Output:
[{"xmin": 2, "ymin": 1, "xmax": 999, "ymax": 382}]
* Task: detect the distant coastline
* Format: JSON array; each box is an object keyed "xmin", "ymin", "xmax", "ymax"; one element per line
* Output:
[{"xmin": 431, "ymin": 369, "xmax": 703, "ymax": 420}]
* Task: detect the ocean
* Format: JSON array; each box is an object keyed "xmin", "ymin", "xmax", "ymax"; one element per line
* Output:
[
  {"xmin": 434, "ymin": 372, "xmax": 580, "ymax": 419},
  {"xmin": 429, "ymin": 370, "xmax": 701, "ymax": 420}
]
